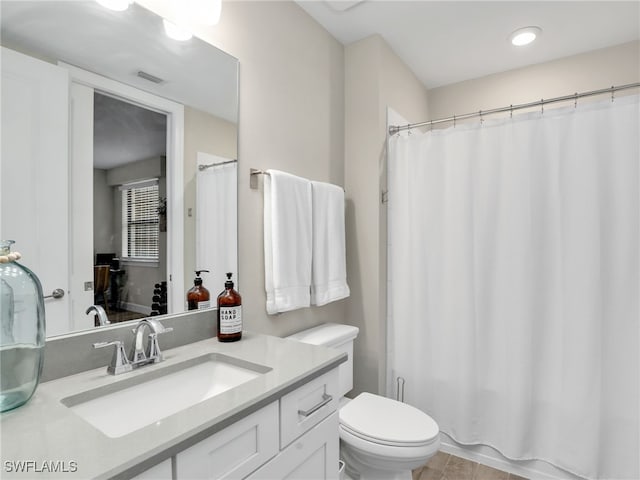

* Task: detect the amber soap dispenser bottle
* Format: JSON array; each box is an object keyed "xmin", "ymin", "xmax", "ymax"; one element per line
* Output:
[
  {"xmin": 217, "ymin": 272, "xmax": 242, "ymax": 342},
  {"xmin": 187, "ymin": 270, "xmax": 210, "ymax": 310}
]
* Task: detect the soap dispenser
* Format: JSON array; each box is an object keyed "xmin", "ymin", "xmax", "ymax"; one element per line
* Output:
[
  {"xmin": 187, "ymin": 270, "xmax": 210, "ymax": 310},
  {"xmin": 217, "ymin": 272, "xmax": 242, "ymax": 342}
]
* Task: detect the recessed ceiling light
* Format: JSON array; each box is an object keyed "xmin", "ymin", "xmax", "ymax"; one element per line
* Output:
[
  {"xmin": 509, "ymin": 26, "xmax": 542, "ymax": 47},
  {"xmin": 95, "ymin": 0, "xmax": 132, "ymax": 12},
  {"xmin": 163, "ymin": 19, "xmax": 193, "ymax": 42}
]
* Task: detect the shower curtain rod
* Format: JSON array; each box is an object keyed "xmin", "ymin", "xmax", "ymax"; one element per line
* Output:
[
  {"xmin": 198, "ymin": 158, "xmax": 237, "ymax": 171},
  {"xmin": 388, "ymin": 82, "xmax": 640, "ymax": 135}
]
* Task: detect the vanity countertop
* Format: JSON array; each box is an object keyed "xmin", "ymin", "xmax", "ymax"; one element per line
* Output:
[{"xmin": 0, "ymin": 332, "xmax": 346, "ymax": 479}]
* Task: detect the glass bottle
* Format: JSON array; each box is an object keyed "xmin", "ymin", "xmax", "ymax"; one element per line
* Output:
[
  {"xmin": 217, "ymin": 272, "xmax": 242, "ymax": 342},
  {"xmin": 0, "ymin": 240, "xmax": 45, "ymax": 412},
  {"xmin": 187, "ymin": 270, "xmax": 211, "ymax": 311}
]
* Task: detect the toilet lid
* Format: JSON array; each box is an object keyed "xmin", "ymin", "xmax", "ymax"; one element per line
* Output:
[{"xmin": 339, "ymin": 393, "xmax": 439, "ymax": 447}]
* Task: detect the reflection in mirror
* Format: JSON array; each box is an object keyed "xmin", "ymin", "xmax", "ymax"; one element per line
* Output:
[
  {"xmin": 0, "ymin": 1, "xmax": 239, "ymax": 336},
  {"xmin": 93, "ymin": 93, "xmax": 167, "ymax": 324}
]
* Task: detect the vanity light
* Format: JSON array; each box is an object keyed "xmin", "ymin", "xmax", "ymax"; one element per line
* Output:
[
  {"xmin": 509, "ymin": 26, "xmax": 542, "ymax": 47},
  {"xmin": 95, "ymin": 0, "xmax": 132, "ymax": 12},
  {"xmin": 163, "ymin": 19, "xmax": 193, "ymax": 41}
]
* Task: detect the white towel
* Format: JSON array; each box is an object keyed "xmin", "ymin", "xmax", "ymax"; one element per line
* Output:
[
  {"xmin": 264, "ymin": 170, "xmax": 312, "ymax": 314},
  {"xmin": 310, "ymin": 181, "xmax": 350, "ymax": 306}
]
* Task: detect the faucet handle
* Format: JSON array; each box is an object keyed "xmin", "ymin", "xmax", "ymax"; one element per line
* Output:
[
  {"xmin": 146, "ymin": 328, "xmax": 173, "ymax": 363},
  {"xmin": 147, "ymin": 318, "xmax": 173, "ymax": 335},
  {"xmin": 93, "ymin": 340, "xmax": 132, "ymax": 375},
  {"xmin": 147, "ymin": 333, "xmax": 162, "ymax": 363}
]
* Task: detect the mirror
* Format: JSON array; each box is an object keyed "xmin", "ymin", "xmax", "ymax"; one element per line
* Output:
[{"xmin": 0, "ymin": 1, "xmax": 238, "ymax": 336}]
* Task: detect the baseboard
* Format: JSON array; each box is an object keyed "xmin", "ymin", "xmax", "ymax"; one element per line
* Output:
[{"xmin": 439, "ymin": 433, "xmax": 585, "ymax": 480}]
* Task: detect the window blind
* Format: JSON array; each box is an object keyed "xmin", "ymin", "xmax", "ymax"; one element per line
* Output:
[{"xmin": 121, "ymin": 180, "xmax": 159, "ymax": 260}]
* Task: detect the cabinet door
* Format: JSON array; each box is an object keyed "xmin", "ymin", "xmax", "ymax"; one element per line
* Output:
[
  {"xmin": 246, "ymin": 412, "xmax": 339, "ymax": 480},
  {"xmin": 175, "ymin": 402, "xmax": 278, "ymax": 479}
]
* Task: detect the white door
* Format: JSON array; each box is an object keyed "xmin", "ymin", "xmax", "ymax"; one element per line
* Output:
[{"xmin": 0, "ymin": 47, "xmax": 71, "ymax": 336}]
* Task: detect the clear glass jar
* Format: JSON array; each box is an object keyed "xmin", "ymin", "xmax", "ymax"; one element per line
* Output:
[{"xmin": 0, "ymin": 240, "xmax": 45, "ymax": 412}]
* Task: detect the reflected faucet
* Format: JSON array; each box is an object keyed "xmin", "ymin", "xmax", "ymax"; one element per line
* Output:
[{"xmin": 86, "ymin": 305, "xmax": 110, "ymax": 326}]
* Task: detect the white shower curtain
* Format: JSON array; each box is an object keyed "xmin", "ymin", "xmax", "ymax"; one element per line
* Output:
[
  {"xmin": 387, "ymin": 96, "xmax": 639, "ymax": 480},
  {"xmin": 196, "ymin": 153, "xmax": 238, "ymax": 295}
]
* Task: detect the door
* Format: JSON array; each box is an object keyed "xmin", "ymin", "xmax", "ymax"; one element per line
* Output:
[{"xmin": 0, "ymin": 47, "xmax": 70, "ymax": 335}]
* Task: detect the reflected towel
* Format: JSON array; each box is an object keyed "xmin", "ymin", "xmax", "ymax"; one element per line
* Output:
[
  {"xmin": 264, "ymin": 170, "xmax": 312, "ymax": 314},
  {"xmin": 310, "ymin": 181, "xmax": 350, "ymax": 306}
]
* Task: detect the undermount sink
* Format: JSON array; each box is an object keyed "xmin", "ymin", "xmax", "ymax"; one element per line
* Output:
[{"xmin": 61, "ymin": 353, "xmax": 271, "ymax": 438}]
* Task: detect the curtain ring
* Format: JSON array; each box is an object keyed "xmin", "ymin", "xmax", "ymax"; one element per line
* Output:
[
  {"xmin": 510, "ymin": 105, "xmax": 513, "ymax": 119},
  {"xmin": 574, "ymin": 93, "xmax": 578, "ymax": 108},
  {"xmin": 453, "ymin": 114, "xmax": 456, "ymax": 128},
  {"xmin": 541, "ymin": 99, "xmax": 544, "ymax": 115},
  {"xmin": 611, "ymin": 86, "xmax": 615, "ymax": 102},
  {"xmin": 429, "ymin": 120, "xmax": 433, "ymax": 132},
  {"xmin": 479, "ymin": 110, "xmax": 483, "ymax": 125},
  {"xmin": 407, "ymin": 124, "xmax": 412, "ymax": 136}
]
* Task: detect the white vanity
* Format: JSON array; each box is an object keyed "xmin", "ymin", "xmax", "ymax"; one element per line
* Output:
[{"xmin": 0, "ymin": 332, "xmax": 345, "ymax": 479}]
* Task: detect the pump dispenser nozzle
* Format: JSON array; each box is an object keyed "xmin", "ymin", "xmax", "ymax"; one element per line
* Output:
[{"xmin": 193, "ymin": 269, "xmax": 210, "ymax": 286}]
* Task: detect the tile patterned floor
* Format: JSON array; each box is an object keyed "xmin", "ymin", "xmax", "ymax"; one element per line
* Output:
[{"xmin": 412, "ymin": 452, "xmax": 528, "ymax": 480}]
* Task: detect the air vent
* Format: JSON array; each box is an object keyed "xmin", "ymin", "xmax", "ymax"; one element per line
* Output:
[{"xmin": 137, "ymin": 71, "xmax": 165, "ymax": 84}]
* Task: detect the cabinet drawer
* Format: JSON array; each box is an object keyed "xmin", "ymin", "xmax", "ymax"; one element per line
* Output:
[
  {"xmin": 175, "ymin": 401, "xmax": 279, "ymax": 479},
  {"xmin": 131, "ymin": 459, "xmax": 172, "ymax": 480},
  {"xmin": 246, "ymin": 412, "xmax": 339, "ymax": 480},
  {"xmin": 280, "ymin": 368, "xmax": 339, "ymax": 448}
]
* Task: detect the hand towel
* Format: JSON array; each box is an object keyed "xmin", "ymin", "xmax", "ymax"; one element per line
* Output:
[
  {"xmin": 310, "ymin": 181, "xmax": 350, "ymax": 306},
  {"xmin": 264, "ymin": 170, "xmax": 312, "ymax": 314}
]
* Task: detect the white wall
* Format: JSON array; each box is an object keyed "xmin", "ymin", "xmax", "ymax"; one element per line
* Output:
[
  {"xmin": 345, "ymin": 35, "xmax": 430, "ymax": 396},
  {"xmin": 139, "ymin": 0, "xmax": 347, "ymax": 336},
  {"xmin": 428, "ymin": 41, "xmax": 640, "ymax": 120},
  {"xmin": 183, "ymin": 107, "xmax": 238, "ymax": 292}
]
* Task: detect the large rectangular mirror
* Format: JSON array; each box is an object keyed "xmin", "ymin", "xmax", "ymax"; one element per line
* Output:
[{"xmin": 0, "ymin": 1, "xmax": 239, "ymax": 336}]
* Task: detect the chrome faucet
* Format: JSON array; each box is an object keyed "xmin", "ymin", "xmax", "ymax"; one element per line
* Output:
[
  {"xmin": 86, "ymin": 305, "xmax": 110, "ymax": 326},
  {"xmin": 93, "ymin": 318, "xmax": 173, "ymax": 375},
  {"xmin": 130, "ymin": 318, "xmax": 173, "ymax": 366}
]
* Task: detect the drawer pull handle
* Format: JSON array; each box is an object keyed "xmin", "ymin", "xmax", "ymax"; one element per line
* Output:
[{"xmin": 298, "ymin": 393, "xmax": 333, "ymax": 417}]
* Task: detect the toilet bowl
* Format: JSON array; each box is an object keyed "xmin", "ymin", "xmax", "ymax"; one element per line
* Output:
[{"xmin": 288, "ymin": 323, "xmax": 440, "ymax": 480}]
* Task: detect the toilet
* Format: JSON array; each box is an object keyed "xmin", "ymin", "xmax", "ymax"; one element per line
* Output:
[{"xmin": 288, "ymin": 323, "xmax": 440, "ymax": 480}]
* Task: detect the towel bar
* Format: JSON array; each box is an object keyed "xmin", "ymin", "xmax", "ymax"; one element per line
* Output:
[
  {"xmin": 250, "ymin": 168, "xmax": 270, "ymax": 189},
  {"xmin": 250, "ymin": 168, "xmax": 345, "ymax": 193}
]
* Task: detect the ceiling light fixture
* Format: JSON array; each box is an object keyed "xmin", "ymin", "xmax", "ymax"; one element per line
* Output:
[
  {"xmin": 192, "ymin": 0, "xmax": 222, "ymax": 26},
  {"xmin": 509, "ymin": 26, "xmax": 542, "ymax": 47},
  {"xmin": 163, "ymin": 19, "xmax": 193, "ymax": 42},
  {"xmin": 95, "ymin": 0, "xmax": 132, "ymax": 12}
]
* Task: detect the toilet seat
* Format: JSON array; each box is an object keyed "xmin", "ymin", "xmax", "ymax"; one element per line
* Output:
[{"xmin": 339, "ymin": 392, "xmax": 439, "ymax": 448}]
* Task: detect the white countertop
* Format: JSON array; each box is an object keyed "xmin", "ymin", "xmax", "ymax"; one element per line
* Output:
[{"xmin": 0, "ymin": 332, "xmax": 346, "ymax": 479}]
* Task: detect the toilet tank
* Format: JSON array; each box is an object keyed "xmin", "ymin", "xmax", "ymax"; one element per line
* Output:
[{"xmin": 287, "ymin": 323, "xmax": 359, "ymax": 399}]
